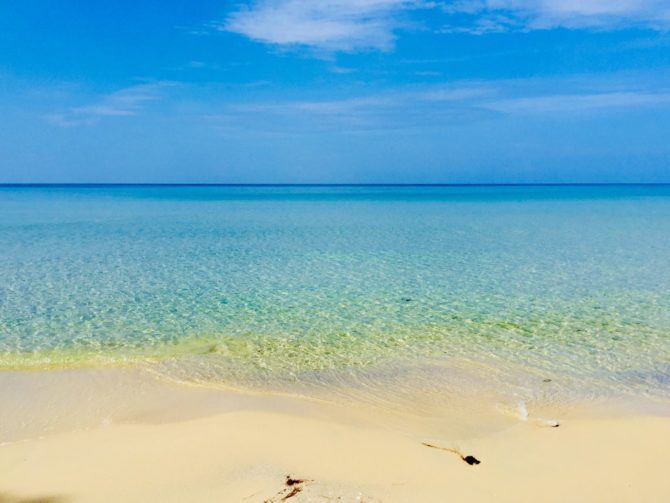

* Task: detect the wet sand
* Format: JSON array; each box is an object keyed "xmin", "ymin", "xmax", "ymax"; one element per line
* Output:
[{"xmin": 0, "ymin": 370, "xmax": 669, "ymax": 502}]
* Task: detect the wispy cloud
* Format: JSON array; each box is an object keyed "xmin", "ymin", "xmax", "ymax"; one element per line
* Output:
[
  {"xmin": 46, "ymin": 82, "xmax": 175, "ymax": 127},
  {"xmin": 228, "ymin": 84, "xmax": 491, "ymax": 115},
  {"xmin": 222, "ymin": 0, "xmax": 424, "ymax": 51},
  {"xmin": 202, "ymin": 75, "xmax": 670, "ymax": 137},
  {"xmin": 220, "ymin": 0, "xmax": 670, "ymax": 52},
  {"xmin": 206, "ymin": 83, "xmax": 498, "ymax": 135},
  {"xmin": 485, "ymin": 90, "xmax": 670, "ymax": 113},
  {"xmin": 441, "ymin": 0, "xmax": 670, "ymax": 34}
]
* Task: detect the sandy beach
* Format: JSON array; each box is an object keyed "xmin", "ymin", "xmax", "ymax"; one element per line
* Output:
[
  {"xmin": 4, "ymin": 0, "xmax": 670, "ymax": 494},
  {"xmin": 2, "ymin": 186, "xmax": 670, "ymax": 502},
  {"xmin": 1, "ymin": 370, "xmax": 669, "ymax": 503}
]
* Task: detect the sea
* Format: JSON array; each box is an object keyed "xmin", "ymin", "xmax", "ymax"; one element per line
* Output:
[{"xmin": 1, "ymin": 184, "xmax": 669, "ymax": 412}]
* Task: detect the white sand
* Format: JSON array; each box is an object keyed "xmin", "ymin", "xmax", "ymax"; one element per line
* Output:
[{"xmin": 1, "ymin": 374, "xmax": 669, "ymax": 502}]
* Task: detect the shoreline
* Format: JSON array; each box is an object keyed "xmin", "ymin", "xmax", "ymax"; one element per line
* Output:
[
  {"xmin": 1, "ymin": 368, "xmax": 669, "ymax": 502},
  {"xmin": 3, "ymin": 362, "xmax": 665, "ymax": 444}
]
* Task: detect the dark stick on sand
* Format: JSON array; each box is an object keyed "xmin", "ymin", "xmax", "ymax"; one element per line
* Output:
[{"xmin": 422, "ymin": 442, "xmax": 482, "ymax": 465}]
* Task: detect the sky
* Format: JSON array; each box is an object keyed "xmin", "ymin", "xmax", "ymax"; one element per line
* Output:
[{"xmin": 1, "ymin": 1, "xmax": 670, "ymax": 183}]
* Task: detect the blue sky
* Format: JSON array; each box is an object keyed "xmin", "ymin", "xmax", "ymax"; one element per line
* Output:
[{"xmin": 1, "ymin": 0, "xmax": 670, "ymax": 183}]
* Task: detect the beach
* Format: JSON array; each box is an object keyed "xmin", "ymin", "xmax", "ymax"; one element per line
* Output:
[
  {"xmin": 2, "ymin": 186, "xmax": 670, "ymax": 501},
  {"xmin": 4, "ymin": 0, "xmax": 670, "ymax": 494},
  {"xmin": 1, "ymin": 369, "xmax": 669, "ymax": 503}
]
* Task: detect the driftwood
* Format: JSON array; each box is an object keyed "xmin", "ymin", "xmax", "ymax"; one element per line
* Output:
[{"xmin": 422, "ymin": 442, "xmax": 481, "ymax": 465}]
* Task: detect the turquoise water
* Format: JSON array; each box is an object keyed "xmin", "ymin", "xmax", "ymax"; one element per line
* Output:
[{"xmin": 1, "ymin": 185, "xmax": 670, "ymax": 403}]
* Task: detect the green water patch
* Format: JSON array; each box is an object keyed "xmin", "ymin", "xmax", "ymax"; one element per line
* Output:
[{"xmin": 2, "ymin": 302, "xmax": 668, "ymax": 396}]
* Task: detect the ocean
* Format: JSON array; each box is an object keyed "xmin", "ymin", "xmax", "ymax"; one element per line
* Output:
[{"xmin": 1, "ymin": 185, "xmax": 669, "ymax": 408}]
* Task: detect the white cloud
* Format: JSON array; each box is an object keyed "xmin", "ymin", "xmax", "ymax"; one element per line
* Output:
[
  {"xmin": 442, "ymin": 0, "xmax": 670, "ymax": 33},
  {"xmin": 222, "ymin": 0, "xmax": 422, "ymax": 51},
  {"xmin": 222, "ymin": 0, "xmax": 670, "ymax": 52},
  {"xmin": 221, "ymin": 1, "xmax": 670, "ymax": 52}
]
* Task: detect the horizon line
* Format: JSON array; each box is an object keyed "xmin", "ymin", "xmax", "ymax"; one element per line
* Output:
[{"xmin": 2, "ymin": 182, "xmax": 670, "ymax": 187}]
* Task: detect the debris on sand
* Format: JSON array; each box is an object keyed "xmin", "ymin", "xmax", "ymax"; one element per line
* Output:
[
  {"xmin": 422, "ymin": 442, "xmax": 481, "ymax": 465},
  {"xmin": 264, "ymin": 475, "xmax": 311, "ymax": 502}
]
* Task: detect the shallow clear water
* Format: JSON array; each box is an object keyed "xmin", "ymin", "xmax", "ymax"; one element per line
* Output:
[{"xmin": 1, "ymin": 185, "xmax": 669, "ymax": 404}]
